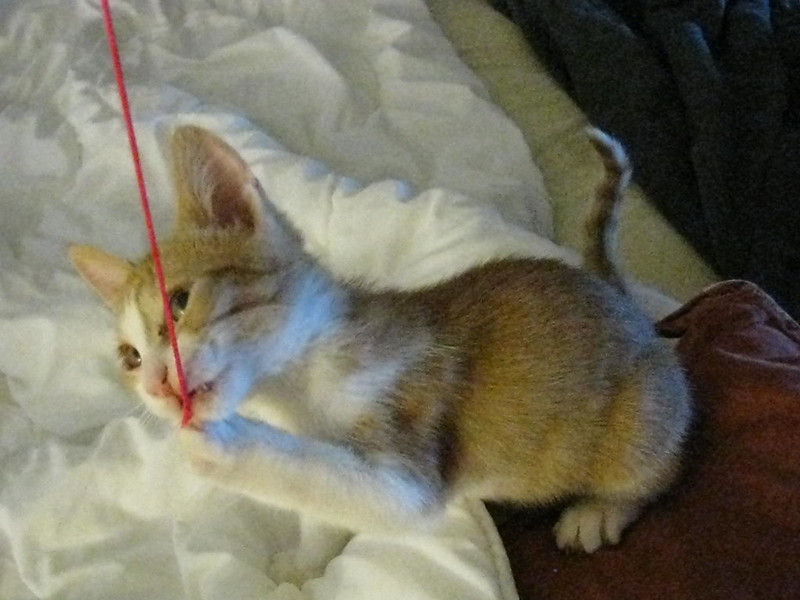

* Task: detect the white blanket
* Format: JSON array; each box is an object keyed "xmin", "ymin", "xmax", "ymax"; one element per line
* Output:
[{"xmin": 0, "ymin": 0, "xmax": 568, "ymax": 598}]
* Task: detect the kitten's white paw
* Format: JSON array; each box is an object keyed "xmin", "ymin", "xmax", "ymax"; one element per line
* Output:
[
  {"xmin": 553, "ymin": 499, "xmax": 640, "ymax": 553},
  {"xmin": 179, "ymin": 426, "xmax": 235, "ymax": 478},
  {"xmin": 268, "ymin": 550, "xmax": 324, "ymax": 587}
]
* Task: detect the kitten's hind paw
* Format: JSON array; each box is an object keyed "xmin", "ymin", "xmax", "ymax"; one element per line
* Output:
[{"xmin": 553, "ymin": 499, "xmax": 640, "ymax": 553}]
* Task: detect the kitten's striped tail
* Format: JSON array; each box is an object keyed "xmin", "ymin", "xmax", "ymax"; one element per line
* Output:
[{"xmin": 583, "ymin": 127, "xmax": 632, "ymax": 294}]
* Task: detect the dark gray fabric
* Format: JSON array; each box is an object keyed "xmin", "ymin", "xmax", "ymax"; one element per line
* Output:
[{"xmin": 492, "ymin": 0, "xmax": 800, "ymax": 317}]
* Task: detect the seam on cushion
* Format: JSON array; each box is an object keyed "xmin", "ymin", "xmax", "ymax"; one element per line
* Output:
[
  {"xmin": 658, "ymin": 280, "xmax": 753, "ymax": 335},
  {"xmin": 658, "ymin": 279, "xmax": 800, "ymax": 340}
]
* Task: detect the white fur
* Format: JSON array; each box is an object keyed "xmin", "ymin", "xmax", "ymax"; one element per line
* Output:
[
  {"xmin": 119, "ymin": 299, "xmax": 148, "ymax": 361},
  {"xmin": 120, "ymin": 298, "xmax": 186, "ymax": 425},
  {"xmin": 119, "ymin": 301, "xmax": 161, "ymax": 412},
  {"xmin": 260, "ymin": 266, "xmax": 345, "ymax": 374},
  {"xmin": 306, "ymin": 353, "xmax": 408, "ymax": 434},
  {"xmin": 187, "ymin": 266, "xmax": 346, "ymax": 411}
]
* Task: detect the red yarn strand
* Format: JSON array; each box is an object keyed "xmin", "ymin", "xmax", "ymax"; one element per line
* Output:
[{"xmin": 100, "ymin": 0, "xmax": 193, "ymax": 426}]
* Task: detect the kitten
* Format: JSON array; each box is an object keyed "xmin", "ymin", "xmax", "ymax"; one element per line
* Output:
[{"xmin": 70, "ymin": 126, "xmax": 691, "ymax": 558}]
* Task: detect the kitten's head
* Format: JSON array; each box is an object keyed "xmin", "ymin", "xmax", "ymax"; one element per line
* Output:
[{"xmin": 70, "ymin": 126, "xmax": 315, "ymax": 426}]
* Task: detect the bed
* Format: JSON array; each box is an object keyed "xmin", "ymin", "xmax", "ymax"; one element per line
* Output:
[{"xmin": 1, "ymin": 0, "xmax": 798, "ymax": 598}]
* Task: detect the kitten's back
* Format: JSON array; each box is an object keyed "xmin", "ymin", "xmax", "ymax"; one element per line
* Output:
[{"xmin": 417, "ymin": 258, "xmax": 684, "ymax": 500}]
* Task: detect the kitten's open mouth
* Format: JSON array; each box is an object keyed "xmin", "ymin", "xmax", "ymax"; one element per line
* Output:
[{"xmin": 189, "ymin": 381, "xmax": 215, "ymax": 398}]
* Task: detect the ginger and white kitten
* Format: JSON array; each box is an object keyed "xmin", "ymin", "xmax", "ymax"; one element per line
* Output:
[{"xmin": 70, "ymin": 126, "xmax": 691, "ymax": 558}]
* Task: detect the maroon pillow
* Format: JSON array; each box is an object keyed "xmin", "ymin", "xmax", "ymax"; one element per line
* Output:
[{"xmin": 495, "ymin": 281, "xmax": 800, "ymax": 600}]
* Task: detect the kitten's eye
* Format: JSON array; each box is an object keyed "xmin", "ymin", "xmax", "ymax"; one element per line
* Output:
[
  {"xmin": 118, "ymin": 344, "xmax": 142, "ymax": 370},
  {"xmin": 169, "ymin": 288, "xmax": 190, "ymax": 320}
]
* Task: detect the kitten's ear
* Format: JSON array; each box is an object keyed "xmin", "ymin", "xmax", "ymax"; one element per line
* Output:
[
  {"xmin": 171, "ymin": 126, "xmax": 263, "ymax": 232},
  {"xmin": 170, "ymin": 125, "xmax": 305, "ymax": 262},
  {"xmin": 68, "ymin": 244, "xmax": 133, "ymax": 310}
]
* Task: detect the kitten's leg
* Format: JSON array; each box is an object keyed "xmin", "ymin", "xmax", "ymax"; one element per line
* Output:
[
  {"xmin": 180, "ymin": 415, "xmax": 443, "ymax": 532},
  {"xmin": 555, "ymin": 349, "xmax": 689, "ymax": 553}
]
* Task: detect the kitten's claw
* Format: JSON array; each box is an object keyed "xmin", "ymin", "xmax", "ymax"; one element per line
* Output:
[{"xmin": 553, "ymin": 499, "xmax": 640, "ymax": 553}]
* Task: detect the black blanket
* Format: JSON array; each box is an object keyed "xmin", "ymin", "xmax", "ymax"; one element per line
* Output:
[{"xmin": 491, "ymin": 0, "xmax": 800, "ymax": 317}]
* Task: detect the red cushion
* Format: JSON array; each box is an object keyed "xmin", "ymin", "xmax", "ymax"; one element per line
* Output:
[{"xmin": 495, "ymin": 281, "xmax": 800, "ymax": 600}]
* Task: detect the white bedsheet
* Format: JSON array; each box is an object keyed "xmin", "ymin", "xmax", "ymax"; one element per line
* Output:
[{"xmin": 0, "ymin": 0, "xmax": 566, "ymax": 598}]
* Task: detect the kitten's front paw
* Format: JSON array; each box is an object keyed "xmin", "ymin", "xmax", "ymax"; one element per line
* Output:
[
  {"xmin": 179, "ymin": 425, "xmax": 236, "ymax": 478},
  {"xmin": 553, "ymin": 499, "xmax": 640, "ymax": 553}
]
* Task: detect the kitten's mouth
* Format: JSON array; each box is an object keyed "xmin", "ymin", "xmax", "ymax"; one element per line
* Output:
[{"xmin": 189, "ymin": 381, "xmax": 215, "ymax": 398}]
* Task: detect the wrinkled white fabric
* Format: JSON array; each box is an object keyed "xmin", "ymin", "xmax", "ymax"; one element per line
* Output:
[{"xmin": 0, "ymin": 0, "xmax": 563, "ymax": 598}]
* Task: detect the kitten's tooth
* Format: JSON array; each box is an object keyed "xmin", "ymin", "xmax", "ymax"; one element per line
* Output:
[{"xmin": 193, "ymin": 382, "xmax": 213, "ymax": 396}]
